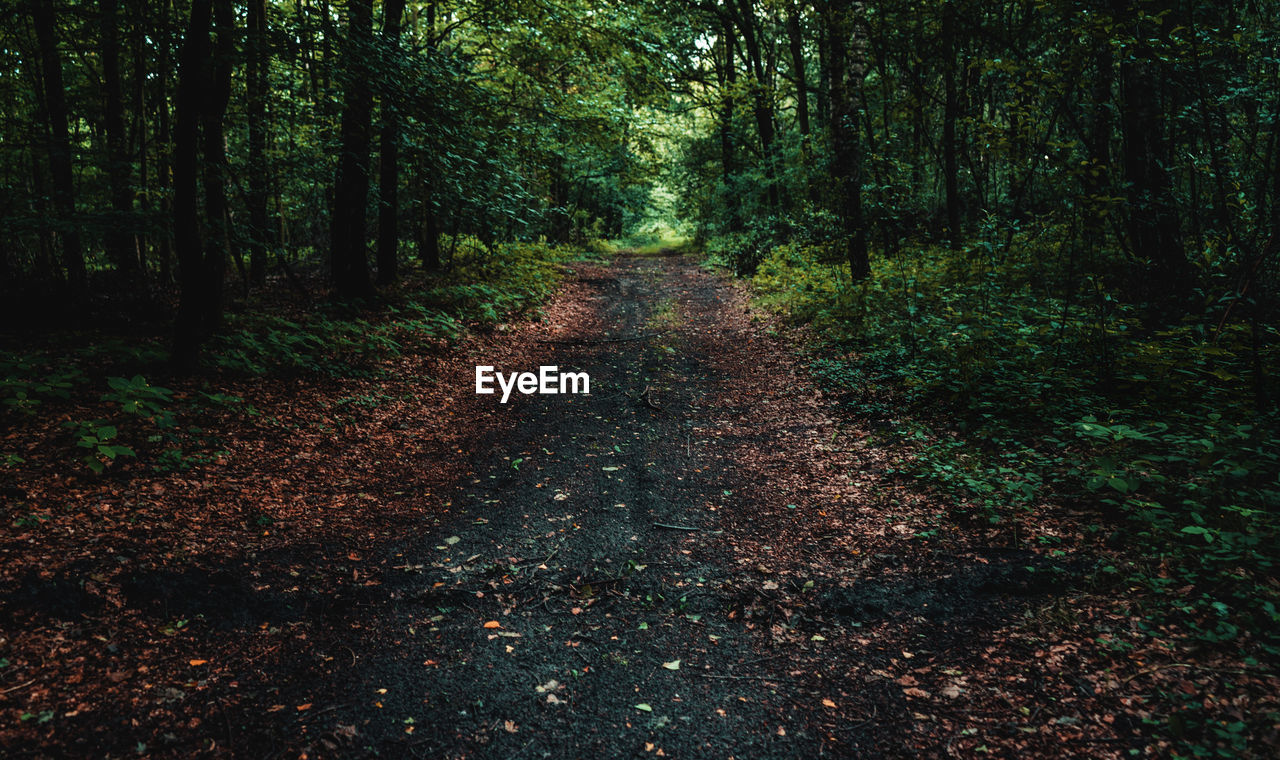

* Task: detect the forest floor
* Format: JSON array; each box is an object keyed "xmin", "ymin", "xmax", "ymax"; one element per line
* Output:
[{"xmin": 3, "ymin": 253, "xmax": 1217, "ymax": 758}]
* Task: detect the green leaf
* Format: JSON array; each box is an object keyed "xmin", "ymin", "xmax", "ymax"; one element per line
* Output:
[{"xmin": 635, "ymin": 703, "xmax": 652, "ymax": 712}]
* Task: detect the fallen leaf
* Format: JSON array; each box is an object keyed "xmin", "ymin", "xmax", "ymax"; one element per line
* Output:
[
  {"xmin": 296, "ymin": 703, "xmax": 312, "ymax": 711},
  {"xmin": 902, "ymin": 687, "xmax": 930, "ymax": 699},
  {"xmin": 483, "ymin": 621, "xmax": 501, "ymax": 629},
  {"xmin": 822, "ymin": 698, "xmax": 836, "ymax": 708},
  {"xmin": 188, "ymin": 659, "xmax": 208, "ymax": 666},
  {"xmin": 635, "ymin": 703, "xmax": 652, "ymax": 712},
  {"xmin": 503, "ymin": 720, "xmax": 518, "ymax": 733},
  {"xmin": 444, "ymin": 536, "xmax": 460, "ymax": 545},
  {"xmin": 662, "ymin": 659, "xmax": 681, "ymax": 670}
]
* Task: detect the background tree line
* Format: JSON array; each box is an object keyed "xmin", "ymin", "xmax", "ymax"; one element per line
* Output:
[
  {"xmin": 1, "ymin": 0, "xmax": 675, "ymax": 365},
  {"xmin": 672, "ymin": 0, "xmax": 1279, "ymax": 324}
]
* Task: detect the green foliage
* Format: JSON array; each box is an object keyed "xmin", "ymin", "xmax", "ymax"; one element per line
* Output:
[
  {"xmin": 751, "ymin": 232, "xmax": 1280, "ymax": 673},
  {"xmin": 64, "ymin": 419, "xmax": 136, "ymax": 474},
  {"xmin": 212, "ymin": 239, "xmax": 579, "ymax": 377},
  {"xmin": 0, "ymin": 356, "xmax": 82, "ymax": 415},
  {"xmin": 102, "ymin": 375, "xmax": 175, "ymax": 428}
]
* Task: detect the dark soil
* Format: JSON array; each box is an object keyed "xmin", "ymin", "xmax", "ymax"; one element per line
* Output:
[{"xmin": 2, "ymin": 254, "xmax": 1155, "ymax": 758}]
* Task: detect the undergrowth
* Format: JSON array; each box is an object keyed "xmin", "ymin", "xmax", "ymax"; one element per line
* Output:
[
  {"xmin": 745, "ymin": 227, "xmax": 1280, "ymax": 757},
  {"xmin": 1, "ymin": 238, "xmax": 589, "ymax": 476}
]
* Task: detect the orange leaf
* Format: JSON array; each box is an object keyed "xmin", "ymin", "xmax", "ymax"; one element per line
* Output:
[
  {"xmin": 296, "ymin": 703, "xmax": 312, "ymax": 711},
  {"xmin": 189, "ymin": 659, "xmax": 208, "ymax": 666},
  {"xmin": 822, "ymin": 698, "xmax": 836, "ymax": 708},
  {"xmin": 483, "ymin": 620, "xmax": 501, "ymax": 629}
]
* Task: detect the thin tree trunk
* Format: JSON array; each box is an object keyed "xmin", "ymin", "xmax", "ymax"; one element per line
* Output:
[
  {"xmin": 377, "ymin": 0, "xmax": 407, "ymax": 285},
  {"xmin": 30, "ymin": 0, "xmax": 87, "ymax": 301},
  {"xmin": 732, "ymin": 0, "xmax": 780, "ymax": 211},
  {"xmin": 330, "ymin": 0, "xmax": 375, "ymax": 300},
  {"xmin": 101, "ymin": 0, "xmax": 138, "ymax": 275},
  {"xmin": 1113, "ymin": 0, "xmax": 1190, "ymax": 305},
  {"xmin": 941, "ymin": 0, "xmax": 961, "ymax": 248},
  {"xmin": 172, "ymin": 0, "xmax": 214, "ymax": 370},
  {"xmin": 787, "ymin": 2, "xmax": 810, "ymax": 140},
  {"xmin": 247, "ymin": 0, "xmax": 270, "ymax": 284},
  {"xmin": 131, "ymin": 0, "xmax": 150, "ymax": 272},
  {"xmin": 155, "ymin": 0, "xmax": 174, "ymax": 284},
  {"xmin": 828, "ymin": 0, "xmax": 868, "ymax": 280},
  {"xmin": 719, "ymin": 17, "xmax": 743, "ymax": 232}
]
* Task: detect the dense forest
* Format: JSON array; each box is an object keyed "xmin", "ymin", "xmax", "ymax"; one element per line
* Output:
[{"xmin": 2, "ymin": 0, "xmax": 1279, "ymax": 757}]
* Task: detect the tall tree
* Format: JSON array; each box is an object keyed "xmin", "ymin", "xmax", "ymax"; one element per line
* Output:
[
  {"xmin": 827, "ymin": 0, "xmax": 869, "ymax": 280},
  {"xmin": 30, "ymin": 0, "xmax": 87, "ymax": 300},
  {"xmin": 729, "ymin": 0, "xmax": 781, "ymax": 210},
  {"xmin": 940, "ymin": 0, "xmax": 961, "ymax": 247},
  {"xmin": 100, "ymin": 0, "xmax": 138, "ymax": 275},
  {"xmin": 376, "ymin": 0, "xmax": 407, "ymax": 285},
  {"xmin": 172, "ymin": 0, "xmax": 233, "ymax": 370},
  {"xmin": 1112, "ymin": 0, "xmax": 1191, "ymax": 304},
  {"xmin": 246, "ymin": 0, "xmax": 270, "ymax": 284},
  {"xmin": 330, "ymin": 0, "xmax": 375, "ymax": 300}
]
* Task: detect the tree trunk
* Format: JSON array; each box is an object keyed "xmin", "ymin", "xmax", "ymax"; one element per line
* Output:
[
  {"xmin": 131, "ymin": 0, "xmax": 150, "ymax": 272},
  {"xmin": 1113, "ymin": 1, "xmax": 1190, "ymax": 305},
  {"xmin": 151, "ymin": 0, "xmax": 174, "ymax": 283},
  {"xmin": 719, "ymin": 17, "xmax": 743, "ymax": 232},
  {"xmin": 172, "ymin": 0, "xmax": 233, "ymax": 371},
  {"xmin": 30, "ymin": 0, "xmax": 87, "ymax": 301},
  {"xmin": 941, "ymin": 0, "xmax": 961, "ymax": 248},
  {"xmin": 101, "ymin": 0, "xmax": 138, "ymax": 275},
  {"xmin": 172, "ymin": 0, "xmax": 213, "ymax": 370},
  {"xmin": 247, "ymin": 0, "xmax": 270, "ymax": 284},
  {"xmin": 376, "ymin": 0, "xmax": 406, "ymax": 285},
  {"xmin": 787, "ymin": 2, "xmax": 810, "ymax": 140},
  {"xmin": 827, "ymin": 0, "xmax": 869, "ymax": 280},
  {"xmin": 330, "ymin": 0, "xmax": 374, "ymax": 300},
  {"xmin": 732, "ymin": 0, "xmax": 780, "ymax": 211}
]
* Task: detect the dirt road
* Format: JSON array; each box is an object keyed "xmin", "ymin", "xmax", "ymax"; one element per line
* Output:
[{"xmin": 6, "ymin": 253, "xmax": 1107, "ymax": 758}]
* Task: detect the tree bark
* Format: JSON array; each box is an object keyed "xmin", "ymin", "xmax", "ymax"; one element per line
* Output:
[
  {"xmin": 172, "ymin": 0, "xmax": 233, "ymax": 371},
  {"xmin": 731, "ymin": 0, "xmax": 780, "ymax": 211},
  {"xmin": 30, "ymin": 0, "xmax": 87, "ymax": 300},
  {"xmin": 101, "ymin": 0, "xmax": 138, "ymax": 275},
  {"xmin": 827, "ymin": 0, "xmax": 869, "ymax": 280},
  {"xmin": 376, "ymin": 0, "xmax": 406, "ymax": 285},
  {"xmin": 718, "ymin": 17, "xmax": 743, "ymax": 232},
  {"xmin": 941, "ymin": 0, "xmax": 961, "ymax": 248},
  {"xmin": 786, "ymin": 2, "xmax": 810, "ymax": 140},
  {"xmin": 172, "ymin": 0, "xmax": 213, "ymax": 370},
  {"xmin": 247, "ymin": 0, "xmax": 270, "ymax": 284},
  {"xmin": 330, "ymin": 0, "xmax": 375, "ymax": 300},
  {"xmin": 1113, "ymin": 0, "xmax": 1190, "ymax": 305}
]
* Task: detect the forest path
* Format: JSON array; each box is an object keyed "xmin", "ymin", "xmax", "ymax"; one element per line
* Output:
[{"xmin": 232, "ymin": 252, "xmax": 1088, "ymax": 758}]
